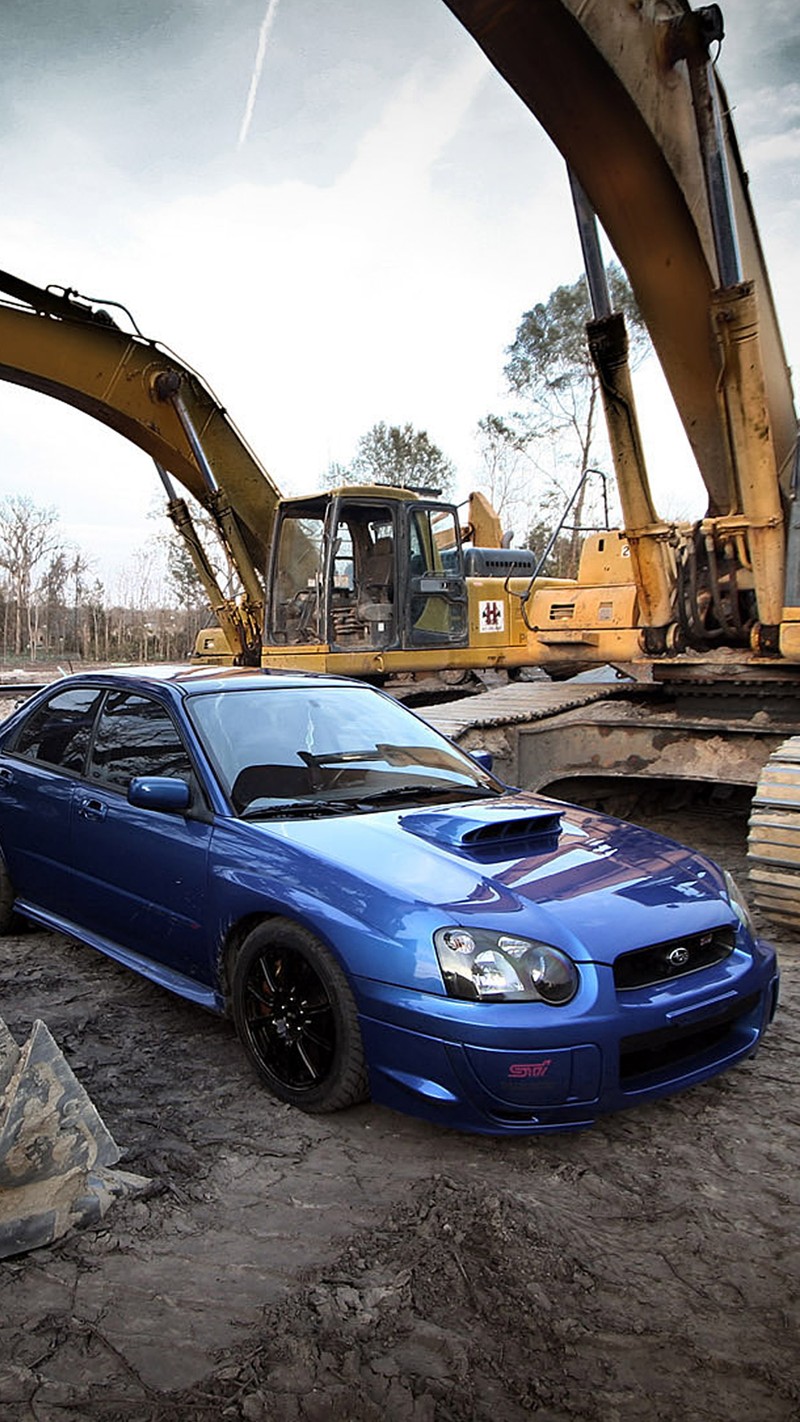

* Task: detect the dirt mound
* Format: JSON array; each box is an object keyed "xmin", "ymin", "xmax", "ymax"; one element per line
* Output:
[{"xmin": 124, "ymin": 1150, "xmax": 798, "ymax": 1422}]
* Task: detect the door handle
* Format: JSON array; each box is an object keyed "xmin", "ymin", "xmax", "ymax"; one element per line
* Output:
[{"xmin": 78, "ymin": 797, "xmax": 107, "ymax": 822}]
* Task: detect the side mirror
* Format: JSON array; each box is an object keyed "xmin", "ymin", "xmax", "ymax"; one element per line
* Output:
[
  {"xmin": 128, "ymin": 776, "xmax": 191, "ymax": 813},
  {"xmin": 470, "ymin": 750, "xmax": 493, "ymax": 773}
]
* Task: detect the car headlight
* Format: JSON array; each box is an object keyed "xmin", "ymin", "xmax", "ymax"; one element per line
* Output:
[
  {"xmin": 434, "ymin": 928, "xmax": 579, "ymax": 1004},
  {"xmin": 723, "ymin": 869, "xmax": 755, "ymax": 933}
]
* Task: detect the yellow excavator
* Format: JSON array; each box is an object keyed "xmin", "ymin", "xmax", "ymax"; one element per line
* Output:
[
  {"xmin": 0, "ymin": 268, "xmax": 632, "ymax": 682},
  {"xmin": 0, "ymin": 0, "xmax": 798, "ymax": 930}
]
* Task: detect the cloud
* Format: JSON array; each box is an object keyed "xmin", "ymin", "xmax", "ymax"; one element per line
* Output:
[
  {"xmin": 339, "ymin": 49, "xmax": 488, "ymax": 195},
  {"xmin": 0, "ymin": 43, "xmax": 580, "ymax": 582},
  {"xmin": 745, "ymin": 128, "xmax": 800, "ymax": 166}
]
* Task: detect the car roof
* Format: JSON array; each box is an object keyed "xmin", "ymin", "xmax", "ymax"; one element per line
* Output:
[{"xmin": 50, "ymin": 665, "xmax": 361, "ymax": 698}]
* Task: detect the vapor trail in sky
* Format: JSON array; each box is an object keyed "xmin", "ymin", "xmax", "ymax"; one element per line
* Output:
[{"xmin": 238, "ymin": 0, "xmax": 282, "ymax": 147}]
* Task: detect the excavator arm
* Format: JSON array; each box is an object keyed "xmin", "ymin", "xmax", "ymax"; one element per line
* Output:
[
  {"xmin": 0, "ymin": 272, "xmax": 281, "ymax": 584},
  {"xmin": 443, "ymin": 0, "xmax": 798, "ymax": 656},
  {"xmin": 442, "ymin": 0, "xmax": 797, "ymax": 509}
]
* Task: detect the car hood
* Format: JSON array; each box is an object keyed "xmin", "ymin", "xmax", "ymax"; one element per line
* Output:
[{"xmin": 258, "ymin": 792, "xmax": 734, "ymax": 966}]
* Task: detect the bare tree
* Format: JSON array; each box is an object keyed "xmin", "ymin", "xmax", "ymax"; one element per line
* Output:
[
  {"xmin": 0, "ymin": 496, "xmax": 61, "ymax": 658},
  {"xmin": 484, "ymin": 267, "xmax": 649, "ymax": 575},
  {"xmin": 473, "ymin": 414, "xmax": 538, "ymax": 544}
]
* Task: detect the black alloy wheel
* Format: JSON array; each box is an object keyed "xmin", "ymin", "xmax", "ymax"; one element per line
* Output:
[{"xmin": 232, "ymin": 919, "xmax": 369, "ymax": 1112}]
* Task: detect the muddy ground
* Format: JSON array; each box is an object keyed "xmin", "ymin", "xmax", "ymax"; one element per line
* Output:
[{"xmin": 1, "ymin": 795, "xmax": 799, "ymax": 1422}]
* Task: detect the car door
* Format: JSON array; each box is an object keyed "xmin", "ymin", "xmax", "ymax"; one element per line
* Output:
[
  {"xmin": 0, "ymin": 683, "xmax": 102, "ymax": 921},
  {"xmin": 70, "ymin": 689, "xmax": 213, "ymax": 984}
]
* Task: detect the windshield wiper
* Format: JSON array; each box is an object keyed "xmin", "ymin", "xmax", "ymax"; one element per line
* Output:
[
  {"xmin": 240, "ymin": 798, "xmax": 361, "ymax": 821},
  {"xmin": 353, "ymin": 784, "xmax": 495, "ymax": 808}
]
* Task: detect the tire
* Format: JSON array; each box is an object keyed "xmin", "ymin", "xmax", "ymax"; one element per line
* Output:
[
  {"xmin": 232, "ymin": 919, "xmax": 369, "ymax": 1113},
  {"xmin": 0, "ymin": 855, "xmax": 16, "ymax": 936}
]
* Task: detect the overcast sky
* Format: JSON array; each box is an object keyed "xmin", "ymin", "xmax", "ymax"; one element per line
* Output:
[{"xmin": 0, "ymin": 0, "xmax": 798, "ymax": 592}]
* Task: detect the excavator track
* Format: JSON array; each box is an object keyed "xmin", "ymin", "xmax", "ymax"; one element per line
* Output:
[{"xmin": 748, "ymin": 737, "xmax": 800, "ymax": 933}]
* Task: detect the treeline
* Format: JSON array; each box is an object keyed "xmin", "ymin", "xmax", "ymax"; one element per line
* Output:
[
  {"xmin": 0, "ymin": 495, "xmax": 212, "ymax": 664},
  {"xmin": 0, "ymin": 592, "xmax": 209, "ymax": 665}
]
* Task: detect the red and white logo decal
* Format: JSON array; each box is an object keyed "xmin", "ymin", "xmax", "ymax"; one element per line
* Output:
[
  {"xmin": 479, "ymin": 600, "xmax": 505, "ymax": 634},
  {"xmin": 508, "ymin": 1059, "xmax": 552, "ymax": 1080}
]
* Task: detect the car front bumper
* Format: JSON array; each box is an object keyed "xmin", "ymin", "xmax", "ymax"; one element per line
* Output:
[{"xmin": 353, "ymin": 937, "xmax": 779, "ymax": 1135}]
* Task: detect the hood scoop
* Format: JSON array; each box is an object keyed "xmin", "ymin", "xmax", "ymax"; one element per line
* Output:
[{"xmin": 401, "ymin": 801, "xmax": 562, "ymax": 855}]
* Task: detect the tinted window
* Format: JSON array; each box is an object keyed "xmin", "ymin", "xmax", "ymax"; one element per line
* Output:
[
  {"xmin": 88, "ymin": 692, "xmax": 193, "ymax": 791},
  {"xmin": 187, "ymin": 685, "xmax": 497, "ymax": 814},
  {"xmin": 12, "ymin": 686, "xmax": 101, "ymax": 772}
]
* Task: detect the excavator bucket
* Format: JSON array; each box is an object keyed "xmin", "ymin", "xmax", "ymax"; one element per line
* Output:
[{"xmin": 0, "ymin": 1016, "xmax": 148, "ymax": 1259}]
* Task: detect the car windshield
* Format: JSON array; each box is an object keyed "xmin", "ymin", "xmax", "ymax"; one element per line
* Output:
[{"xmin": 186, "ymin": 684, "xmax": 500, "ymax": 818}]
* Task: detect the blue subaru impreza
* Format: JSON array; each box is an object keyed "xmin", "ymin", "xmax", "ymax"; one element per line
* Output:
[{"xmin": 0, "ymin": 667, "xmax": 778, "ymax": 1134}]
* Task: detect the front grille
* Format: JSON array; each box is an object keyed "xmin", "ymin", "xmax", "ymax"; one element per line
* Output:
[
  {"xmin": 614, "ymin": 926, "xmax": 735, "ymax": 992},
  {"xmin": 619, "ymin": 992, "xmax": 759, "ymax": 1083}
]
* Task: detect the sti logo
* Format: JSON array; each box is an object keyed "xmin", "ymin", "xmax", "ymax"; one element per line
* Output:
[{"xmin": 508, "ymin": 1060, "xmax": 552, "ymax": 1080}]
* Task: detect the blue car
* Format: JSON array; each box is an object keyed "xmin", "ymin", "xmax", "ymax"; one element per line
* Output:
[{"xmin": 0, "ymin": 666, "xmax": 779, "ymax": 1135}]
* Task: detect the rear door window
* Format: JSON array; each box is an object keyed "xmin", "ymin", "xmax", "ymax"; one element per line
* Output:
[{"xmin": 10, "ymin": 686, "xmax": 102, "ymax": 773}]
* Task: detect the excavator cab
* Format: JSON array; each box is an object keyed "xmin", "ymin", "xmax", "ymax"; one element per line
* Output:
[{"xmin": 266, "ymin": 488, "xmax": 469, "ymax": 655}]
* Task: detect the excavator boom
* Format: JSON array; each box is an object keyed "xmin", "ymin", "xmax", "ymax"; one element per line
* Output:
[
  {"xmin": 0, "ymin": 275, "xmax": 280, "ymax": 574},
  {"xmin": 442, "ymin": 0, "xmax": 797, "ymax": 511}
]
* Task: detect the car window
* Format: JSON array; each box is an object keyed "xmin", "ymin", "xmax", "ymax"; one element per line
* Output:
[
  {"xmin": 187, "ymin": 685, "xmax": 499, "ymax": 814},
  {"xmin": 88, "ymin": 692, "xmax": 194, "ymax": 791},
  {"xmin": 10, "ymin": 686, "xmax": 102, "ymax": 773}
]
